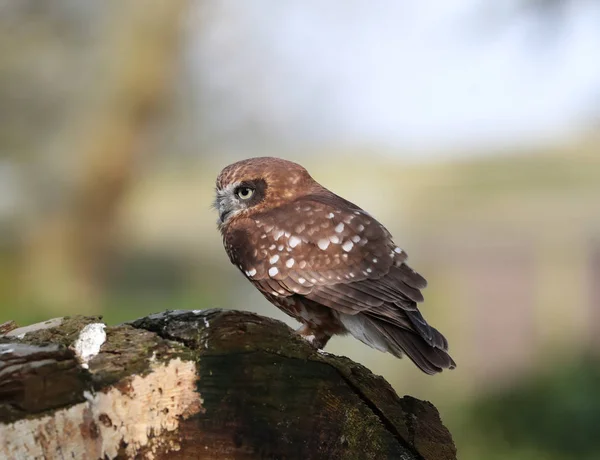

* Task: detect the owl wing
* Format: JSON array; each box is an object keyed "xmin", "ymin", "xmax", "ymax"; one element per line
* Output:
[
  {"xmin": 227, "ymin": 193, "xmax": 455, "ymax": 373},
  {"xmin": 227, "ymin": 193, "xmax": 446, "ymax": 348}
]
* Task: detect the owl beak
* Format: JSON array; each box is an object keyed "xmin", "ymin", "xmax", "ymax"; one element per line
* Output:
[
  {"xmin": 215, "ymin": 188, "xmax": 236, "ymax": 224},
  {"xmin": 219, "ymin": 207, "xmax": 231, "ymax": 223},
  {"xmin": 216, "ymin": 197, "xmax": 232, "ymax": 223}
]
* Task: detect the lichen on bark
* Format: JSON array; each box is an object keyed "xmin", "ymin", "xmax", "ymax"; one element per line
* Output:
[{"xmin": 0, "ymin": 309, "xmax": 456, "ymax": 460}]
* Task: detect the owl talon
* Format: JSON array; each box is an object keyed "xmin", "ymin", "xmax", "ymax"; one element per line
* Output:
[
  {"xmin": 299, "ymin": 333, "xmax": 326, "ymax": 349},
  {"xmin": 304, "ymin": 334, "xmax": 316, "ymax": 344},
  {"xmin": 295, "ymin": 326, "xmax": 331, "ymax": 349}
]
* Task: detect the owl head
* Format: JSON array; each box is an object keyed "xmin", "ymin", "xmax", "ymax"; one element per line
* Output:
[{"xmin": 214, "ymin": 157, "xmax": 317, "ymax": 227}]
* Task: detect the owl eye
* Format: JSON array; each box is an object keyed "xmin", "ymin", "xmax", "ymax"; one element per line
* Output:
[{"xmin": 235, "ymin": 186, "xmax": 254, "ymax": 200}]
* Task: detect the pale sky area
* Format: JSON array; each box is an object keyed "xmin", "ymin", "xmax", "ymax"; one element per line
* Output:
[{"xmin": 187, "ymin": 0, "xmax": 600, "ymax": 159}]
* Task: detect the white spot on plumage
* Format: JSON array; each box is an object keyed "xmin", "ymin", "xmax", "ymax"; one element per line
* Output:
[
  {"xmin": 351, "ymin": 235, "xmax": 361, "ymax": 243},
  {"xmin": 342, "ymin": 240, "xmax": 354, "ymax": 252},
  {"xmin": 357, "ymin": 224, "xmax": 365, "ymax": 232},
  {"xmin": 246, "ymin": 268, "xmax": 257, "ymax": 277},
  {"xmin": 289, "ymin": 236, "xmax": 301, "ymax": 248},
  {"xmin": 329, "ymin": 235, "xmax": 340, "ymax": 244},
  {"xmin": 327, "ymin": 212, "xmax": 334, "ymax": 219},
  {"xmin": 278, "ymin": 244, "xmax": 284, "ymax": 251},
  {"xmin": 292, "ymin": 287, "xmax": 299, "ymax": 293},
  {"xmin": 270, "ymin": 255, "xmax": 279, "ymax": 264},
  {"xmin": 261, "ymin": 234, "xmax": 267, "ymax": 239},
  {"xmin": 349, "ymin": 272, "xmax": 355, "ymax": 278},
  {"xmin": 299, "ymin": 261, "xmax": 307, "ymax": 269},
  {"xmin": 268, "ymin": 267, "xmax": 279, "ymax": 277},
  {"xmin": 284, "ymin": 231, "xmax": 291, "ymax": 238},
  {"xmin": 310, "ymin": 278, "xmax": 317, "ymax": 283},
  {"xmin": 286, "ymin": 258, "xmax": 295, "ymax": 268},
  {"xmin": 372, "ymin": 258, "xmax": 378, "ymax": 263},
  {"xmin": 269, "ymin": 244, "xmax": 276, "ymax": 250},
  {"xmin": 318, "ymin": 239, "xmax": 330, "ymax": 250},
  {"xmin": 394, "ymin": 247, "xmax": 403, "ymax": 253},
  {"xmin": 298, "ymin": 277, "xmax": 306, "ymax": 284},
  {"xmin": 366, "ymin": 268, "xmax": 372, "ymax": 273},
  {"xmin": 274, "ymin": 230, "xmax": 284, "ymax": 240},
  {"xmin": 335, "ymin": 223, "xmax": 345, "ymax": 233}
]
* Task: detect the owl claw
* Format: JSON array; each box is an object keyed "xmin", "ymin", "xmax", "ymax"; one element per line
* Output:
[
  {"xmin": 300, "ymin": 333, "xmax": 325, "ymax": 349},
  {"xmin": 303, "ymin": 334, "xmax": 316, "ymax": 344},
  {"xmin": 295, "ymin": 325, "xmax": 331, "ymax": 349}
]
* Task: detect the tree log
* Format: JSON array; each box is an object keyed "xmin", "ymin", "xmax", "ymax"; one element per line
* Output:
[{"xmin": 0, "ymin": 310, "xmax": 456, "ymax": 459}]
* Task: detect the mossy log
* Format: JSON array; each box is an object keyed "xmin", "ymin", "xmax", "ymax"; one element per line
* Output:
[{"xmin": 0, "ymin": 309, "xmax": 456, "ymax": 459}]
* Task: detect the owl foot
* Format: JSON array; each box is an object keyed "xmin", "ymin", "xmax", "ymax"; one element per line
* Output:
[{"xmin": 295, "ymin": 324, "xmax": 331, "ymax": 349}]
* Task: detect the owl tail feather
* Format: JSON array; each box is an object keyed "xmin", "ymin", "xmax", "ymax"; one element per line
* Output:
[{"xmin": 339, "ymin": 313, "xmax": 456, "ymax": 374}]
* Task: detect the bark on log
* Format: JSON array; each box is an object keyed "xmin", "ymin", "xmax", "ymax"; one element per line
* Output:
[{"xmin": 0, "ymin": 310, "xmax": 456, "ymax": 459}]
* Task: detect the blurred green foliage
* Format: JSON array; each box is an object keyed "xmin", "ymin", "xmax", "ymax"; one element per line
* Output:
[{"xmin": 459, "ymin": 354, "xmax": 600, "ymax": 460}]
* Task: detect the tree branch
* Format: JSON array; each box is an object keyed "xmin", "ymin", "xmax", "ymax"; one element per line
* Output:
[{"xmin": 0, "ymin": 309, "xmax": 456, "ymax": 459}]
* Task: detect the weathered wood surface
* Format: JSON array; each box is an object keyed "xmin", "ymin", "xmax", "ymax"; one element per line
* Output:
[{"xmin": 0, "ymin": 309, "xmax": 456, "ymax": 459}]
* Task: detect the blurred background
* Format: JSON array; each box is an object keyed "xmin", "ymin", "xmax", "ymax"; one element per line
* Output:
[{"xmin": 1, "ymin": 0, "xmax": 599, "ymax": 458}]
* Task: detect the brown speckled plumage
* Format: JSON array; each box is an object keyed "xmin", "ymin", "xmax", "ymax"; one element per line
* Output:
[{"xmin": 214, "ymin": 157, "xmax": 455, "ymax": 374}]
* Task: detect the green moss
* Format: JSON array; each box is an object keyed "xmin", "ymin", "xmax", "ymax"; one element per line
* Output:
[
  {"xmin": 88, "ymin": 324, "xmax": 195, "ymax": 389},
  {"xmin": 18, "ymin": 315, "xmax": 103, "ymax": 348}
]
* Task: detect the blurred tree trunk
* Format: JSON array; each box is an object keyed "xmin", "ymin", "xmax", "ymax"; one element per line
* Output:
[{"xmin": 20, "ymin": 0, "xmax": 188, "ymax": 313}]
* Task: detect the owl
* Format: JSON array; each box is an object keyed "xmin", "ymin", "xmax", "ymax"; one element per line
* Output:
[{"xmin": 214, "ymin": 157, "xmax": 455, "ymax": 374}]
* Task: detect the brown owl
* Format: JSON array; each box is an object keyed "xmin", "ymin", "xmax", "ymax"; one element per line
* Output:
[{"xmin": 214, "ymin": 157, "xmax": 455, "ymax": 374}]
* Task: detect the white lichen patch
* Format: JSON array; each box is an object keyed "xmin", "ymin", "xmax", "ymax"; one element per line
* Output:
[
  {"xmin": 73, "ymin": 323, "xmax": 106, "ymax": 369},
  {"xmin": 5, "ymin": 317, "xmax": 64, "ymax": 339},
  {"xmin": 0, "ymin": 358, "xmax": 202, "ymax": 459}
]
